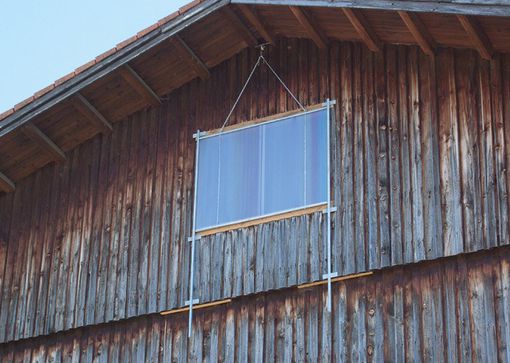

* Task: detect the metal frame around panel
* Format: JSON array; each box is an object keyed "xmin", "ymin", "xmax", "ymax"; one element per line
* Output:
[{"xmin": 187, "ymin": 100, "xmax": 337, "ymax": 337}]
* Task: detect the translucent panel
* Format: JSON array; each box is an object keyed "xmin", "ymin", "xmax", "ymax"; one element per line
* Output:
[
  {"xmin": 195, "ymin": 108, "xmax": 328, "ymax": 230},
  {"xmin": 217, "ymin": 127, "xmax": 261, "ymax": 224},
  {"xmin": 263, "ymin": 115, "xmax": 305, "ymax": 214},
  {"xmin": 305, "ymin": 111, "xmax": 328, "ymax": 205},
  {"xmin": 196, "ymin": 136, "xmax": 220, "ymax": 229}
]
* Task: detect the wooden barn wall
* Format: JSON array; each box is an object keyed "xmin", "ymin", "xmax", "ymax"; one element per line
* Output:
[
  {"xmin": 1, "ymin": 39, "xmax": 510, "ymax": 343},
  {"xmin": 1, "ymin": 247, "xmax": 509, "ymax": 362}
]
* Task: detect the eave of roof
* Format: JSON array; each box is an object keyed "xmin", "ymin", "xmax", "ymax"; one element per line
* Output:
[
  {"xmin": 0, "ymin": 0, "xmax": 228, "ymax": 138},
  {"xmin": 232, "ymin": 0, "xmax": 510, "ymax": 17}
]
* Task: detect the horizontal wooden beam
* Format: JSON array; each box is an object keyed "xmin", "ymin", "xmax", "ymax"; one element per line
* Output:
[
  {"xmin": 289, "ymin": 6, "xmax": 328, "ymax": 49},
  {"xmin": 237, "ymin": 4, "xmax": 275, "ymax": 44},
  {"xmin": 118, "ymin": 65, "xmax": 161, "ymax": 107},
  {"xmin": 342, "ymin": 8, "xmax": 381, "ymax": 52},
  {"xmin": 0, "ymin": 171, "xmax": 15, "ymax": 193},
  {"xmin": 457, "ymin": 15, "xmax": 493, "ymax": 60},
  {"xmin": 21, "ymin": 123, "xmax": 66, "ymax": 163},
  {"xmin": 298, "ymin": 271, "xmax": 374, "ymax": 289},
  {"xmin": 160, "ymin": 299, "xmax": 232, "ymax": 316},
  {"xmin": 221, "ymin": 7, "xmax": 258, "ymax": 48},
  {"xmin": 170, "ymin": 35, "xmax": 210, "ymax": 81},
  {"xmin": 69, "ymin": 93, "xmax": 113, "ymax": 133},
  {"xmin": 398, "ymin": 11, "xmax": 436, "ymax": 57}
]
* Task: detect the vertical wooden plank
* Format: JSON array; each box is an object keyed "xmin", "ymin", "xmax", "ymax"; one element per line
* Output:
[
  {"xmin": 420, "ymin": 265, "xmax": 444, "ymax": 361},
  {"xmin": 44, "ymin": 156, "xmax": 71, "ymax": 335},
  {"xmin": 94, "ymin": 128, "xmax": 118, "ymax": 325},
  {"xmin": 114, "ymin": 118, "xmax": 133, "ymax": 320},
  {"xmin": 403, "ymin": 268, "xmax": 422, "ymax": 362},
  {"xmin": 456, "ymin": 50, "xmax": 483, "ymax": 252},
  {"xmin": 375, "ymin": 46, "xmax": 391, "ymax": 268},
  {"xmin": 419, "ymin": 50, "xmax": 443, "ymax": 259},
  {"xmin": 334, "ymin": 282, "xmax": 348, "ymax": 362},
  {"xmin": 441, "ymin": 258, "xmax": 460, "ymax": 362},
  {"xmin": 477, "ymin": 56, "xmax": 499, "ymax": 249},
  {"xmin": 127, "ymin": 111, "xmax": 144, "ymax": 318},
  {"xmin": 494, "ymin": 251, "xmax": 510, "ymax": 362},
  {"xmin": 8, "ymin": 179, "xmax": 35, "ymax": 341},
  {"xmin": 351, "ymin": 42, "xmax": 366, "ymax": 272},
  {"xmin": 502, "ymin": 55, "xmax": 510, "ymax": 247},
  {"xmin": 77, "ymin": 138, "xmax": 101, "ymax": 328},
  {"xmin": 65, "ymin": 142, "xmax": 90, "ymax": 331},
  {"xmin": 156, "ymin": 102, "xmax": 173, "ymax": 312},
  {"xmin": 362, "ymin": 47, "xmax": 379, "ymax": 271},
  {"xmin": 437, "ymin": 48, "xmax": 463, "ymax": 256},
  {"xmin": 455, "ymin": 256, "xmax": 473, "ymax": 361},
  {"xmin": 386, "ymin": 45, "xmax": 403, "ymax": 266},
  {"xmin": 338, "ymin": 42, "xmax": 355, "ymax": 275},
  {"xmin": 490, "ymin": 55, "xmax": 509, "ymax": 247},
  {"xmin": 166, "ymin": 95, "xmax": 184, "ymax": 309},
  {"xmin": 101, "ymin": 125, "xmax": 121, "ymax": 324},
  {"xmin": 397, "ymin": 47, "xmax": 413, "ymax": 264},
  {"xmin": 467, "ymin": 258, "xmax": 498, "ymax": 361},
  {"xmin": 0, "ymin": 193, "xmax": 14, "ymax": 341},
  {"xmin": 151, "ymin": 105, "xmax": 168, "ymax": 314},
  {"xmin": 137, "ymin": 108, "xmax": 157, "ymax": 315},
  {"xmin": 20, "ymin": 171, "xmax": 45, "ymax": 339}
]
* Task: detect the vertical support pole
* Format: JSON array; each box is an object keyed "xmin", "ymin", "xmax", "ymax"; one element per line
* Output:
[
  {"xmin": 326, "ymin": 99, "xmax": 332, "ymax": 312},
  {"xmin": 188, "ymin": 130, "xmax": 201, "ymax": 337}
]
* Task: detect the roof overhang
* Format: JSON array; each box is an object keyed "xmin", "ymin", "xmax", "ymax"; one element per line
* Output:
[{"xmin": 232, "ymin": 0, "xmax": 510, "ymax": 17}]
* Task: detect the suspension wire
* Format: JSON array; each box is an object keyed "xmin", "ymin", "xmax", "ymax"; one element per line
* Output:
[{"xmin": 220, "ymin": 45, "xmax": 306, "ymax": 133}]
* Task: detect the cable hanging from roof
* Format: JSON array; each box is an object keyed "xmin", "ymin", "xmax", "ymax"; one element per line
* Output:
[{"xmin": 219, "ymin": 43, "xmax": 306, "ymax": 133}]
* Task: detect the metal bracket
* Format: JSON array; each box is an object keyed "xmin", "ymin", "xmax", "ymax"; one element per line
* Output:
[
  {"xmin": 187, "ymin": 235, "xmax": 202, "ymax": 242},
  {"xmin": 185, "ymin": 299, "xmax": 200, "ymax": 306},
  {"xmin": 323, "ymin": 99, "xmax": 337, "ymax": 106},
  {"xmin": 322, "ymin": 272, "xmax": 338, "ymax": 280},
  {"xmin": 322, "ymin": 206, "xmax": 337, "ymax": 214},
  {"xmin": 193, "ymin": 131, "xmax": 207, "ymax": 139}
]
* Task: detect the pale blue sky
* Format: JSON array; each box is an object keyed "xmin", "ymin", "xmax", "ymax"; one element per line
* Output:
[{"xmin": 0, "ymin": 0, "xmax": 189, "ymax": 112}]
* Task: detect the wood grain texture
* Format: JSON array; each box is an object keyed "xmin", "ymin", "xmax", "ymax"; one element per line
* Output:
[
  {"xmin": 1, "ymin": 247, "xmax": 509, "ymax": 361},
  {"xmin": 0, "ymin": 40, "xmax": 510, "ymax": 344}
]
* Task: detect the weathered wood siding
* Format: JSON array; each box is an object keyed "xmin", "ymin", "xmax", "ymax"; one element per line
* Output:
[
  {"xmin": 1, "ymin": 247, "xmax": 509, "ymax": 362},
  {"xmin": 1, "ymin": 39, "xmax": 510, "ymax": 343}
]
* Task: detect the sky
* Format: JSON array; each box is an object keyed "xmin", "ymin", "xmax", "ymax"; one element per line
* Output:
[{"xmin": 0, "ymin": 0, "xmax": 189, "ymax": 112}]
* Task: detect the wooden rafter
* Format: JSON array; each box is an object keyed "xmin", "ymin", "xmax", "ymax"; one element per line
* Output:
[
  {"xmin": 21, "ymin": 123, "xmax": 66, "ymax": 162},
  {"xmin": 118, "ymin": 65, "xmax": 161, "ymax": 107},
  {"xmin": 457, "ymin": 15, "xmax": 493, "ymax": 60},
  {"xmin": 289, "ymin": 6, "xmax": 328, "ymax": 49},
  {"xmin": 237, "ymin": 4, "xmax": 275, "ymax": 44},
  {"xmin": 342, "ymin": 8, "xmax": 381, "ymax": 52},
  {"xmin": 69, "ymin": 93, "xmax": 113, "ymax": 133},
  {"xmin": 221, "ymin": 7, "xmax": 258, "ymax": 48},
  {"xmin": 0, "ymin": 171, "xmax": 15, "ymax": 193},
  {"xmin": 170, "ymin": 35, "xmax": 210, "ymax": 81},
  {"xmin": 398, "ymin": 11, "xmax": 436, "ymax": 56}
]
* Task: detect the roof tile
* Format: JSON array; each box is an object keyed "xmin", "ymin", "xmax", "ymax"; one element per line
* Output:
[
  {"xmin": 14, "ymin": 96, "xmax": 35, "ymax": 111},
  {"xmin": 54, "ymin": 71, "xmax": 76, "ymax": 86},
  {"xmin": 116, "ymin": 35, "xmax": 138, "ymax": 51},
  {"xmin": 137, "ymin": 23, "xmax": 160, "ymax": 38},
  {"xmin": 95, "ymin": 47, "xmax": 117, "ymax": 62},
  {"xmin": 0, "ymin": 108, "xmax": 15, "ymax": 121},
  {"xmin": 179, "ymin": 0, "xmax": 202, "ymax": 14},
  {"xmin": 75, "ymin": 59, "xmax": 97, "ymax": 75},
  {"xmin": 157, "ymin": 11, "xmax": 179, "ymax": 26},
  {"xmin": 33, "ymin": 84, "xmax": 56, "ymax": 99}
]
